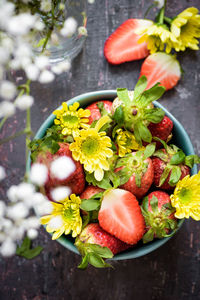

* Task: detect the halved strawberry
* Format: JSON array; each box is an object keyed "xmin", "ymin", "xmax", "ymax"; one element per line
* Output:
[
  {"xmin": 98, "ymin": 189, "xmax": 145, "ymax": 244},
  {"xmin": 140, "ymin": 52, "xmax": 181, "ymax": 90},
  {"xmin": 104, "ymin": 19, "xmax": 153, "ymax": 64},
  {"xmin": 86, "ymin": 100, "xmax": 113, "ymax": 125}
]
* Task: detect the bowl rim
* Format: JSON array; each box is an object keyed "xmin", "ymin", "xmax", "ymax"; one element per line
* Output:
[{"xmin": 27, "ymin": 90, "xmax": 198, "ymax": 260}]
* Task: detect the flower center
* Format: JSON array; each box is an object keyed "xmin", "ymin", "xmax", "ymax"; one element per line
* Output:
[
  {"xmin": 62, "ymin": 114, "xmax": 79, "ymax": 126},
  {"xmin": 63, "ymin": 207, "xmax": 74, "ymax": 221},
  {"xmin": 81, "ymin": 137, "xmax": 99, "ymax": 156},
  {"xmin": 179, "ymin": 187, "xmax": 192, "ymax": 204}
]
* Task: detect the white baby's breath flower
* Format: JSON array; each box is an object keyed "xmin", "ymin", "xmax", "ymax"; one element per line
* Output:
[
  {"xmin": 51, "ymin": 32, "xmax": 59, "ymax": 46},
  {"xmin": 35, "ymin": 55, "xmax": 50, "ymax": 70},
  {"xmin": 31, "ymin": 192, "xmax": 48, "ymax": 206},
  {"xmin": 39, "ymin": 70, "xmax": 55, "ymax": 83},
  {"xmin": 78, "ymin": 26, "xmax": 88, "ymax": 36},
  {"xmin": 88, "ymin": 0, "xmax": 95, "ymax": 3},
  {"xmin": 25, "ymin": 216, "xmax": 40, "ymax": 229},
  {"xmin": 40, "ymin": 0, "xmax": 52, "ymax": 13},
  {"xmin": 7, "ymin": 185, "xmax": 18, "ymax": 202},
  {"xmin": 15, "ymin": 95, "xmax": 34, "ymax": 110},
  {"xmin": 0, "ymin": 238, "xmax": 16, "ymax": 257},
  {"xmin": 30, "ymin": 163, "xmax": 48, "ymax": 186},
  {"xmin": 50, "ymin": 156, "xmax": 76, "ymax": 180},
  {"xmin": 17, "ymin": 182, "xmax": 35, "ymax": 201},
  {"xmin": 27, "ymin": 228, "xmax": 38, "ymax": 239},
  {"xmin": 154, "ymin": 0, "xmax": 164, "ymax": 8},
  {"xmin": 0, "ymin": 166, "xmax": 6, "ymax": 181},
  {"xmin": 35, "ymin": 200, "xmax": 53, "ymax": 216},
  {"xmin": 0, "ymin": 201, "xmax": 6, "ymax": 218},
  {"xmin": 51, "ymin": 186, "xmax": 71, "ymax": 202},
  {"xmin": 25, "ymin": 64, "xmax": 40, "ymax": 81},
  {"xmin": 52, "ymin": 60, "xmax": 71, "ymax": 75},
  {"xmin": 0, "ymin": 101, "xmax": 15, "ymax": 118},
  {"xmin": 8, "ymin": 13, "xmax": 37, "ymax": 35},
  {"xmin": 0, "ymin": 81, "xmax": 16, "ymax": 100},
  {"xmin": 60, "ymin": 17, "xmax": 78, "ymax": 37},
  {"xmin": 7, "ymin": 202, "xmax": 29, "ymax": 220},
  {"xmin": 0, "ymin": 2, "xmax": 15, "ymax": 29},
  {"xmin": 0, "ymin": 47, "xmax": 10, "ymax": 64}
]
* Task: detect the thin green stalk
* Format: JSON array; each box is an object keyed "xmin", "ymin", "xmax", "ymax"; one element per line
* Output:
[
  {"xmin": 144, "ymin": 4, "xmax": 156, "ymax": 18},
  {"xmin": 164, "ymin": 16, "xmax": 172, "ymax": 25},
  {"xmin": 158, "ymin": 0, "xmax": 167, "ymax": 24},
  {"xmin": 0, "ymin": 129, "xmax": 27, "ymax": 145}
]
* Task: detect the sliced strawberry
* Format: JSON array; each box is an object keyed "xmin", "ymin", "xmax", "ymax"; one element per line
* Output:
[
  {"xmin": 86, "ymin": 100, "xmax": 112, "ymax": 125},
  {"xmin": 104, "ymin": 19, "xmax": 153, "ymax": 64},
  {"xmin": 140, "ymin": 52, "xmax": 181, "ymax": 90},
  {"xmin": 98, "ymin": 189, "xmax": 145, "ymax": 245}
]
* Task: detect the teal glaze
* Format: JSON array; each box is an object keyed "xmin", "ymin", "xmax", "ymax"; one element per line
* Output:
[{"xmin": 29, "ymin": 90, "xmax": 198, "ymax": 260}]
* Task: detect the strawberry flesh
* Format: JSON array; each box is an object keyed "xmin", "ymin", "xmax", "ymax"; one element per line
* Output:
[{"xmin": 86, "ymin": 100, "xmax": 112, "ymax": 125}]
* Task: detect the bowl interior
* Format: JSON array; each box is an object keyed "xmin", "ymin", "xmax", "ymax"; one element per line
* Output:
[{"xmin": 30, "ymin": 90, "xmax": 198, "ymax": 260}]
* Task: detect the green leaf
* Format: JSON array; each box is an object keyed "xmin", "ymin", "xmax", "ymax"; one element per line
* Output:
[
  {"xmin": 134, "ymin": 76, "xmax": 147, "ymax": 101},
  {"xmin": 34, "ymin": 37, "xmax": 46, "ymax": 48},
  {"xmin": 143, "ymin": 229, "xmax": 154, "ymax": 244},
  {"xmin": 85, "ymin": 172, "xmax": 112, "ymax": 189},
  {"xmin": 136, "ymin": 122, "xmax": 152, "ymax": 143},
  {"xmin": 170, "ymin": 150, "xmax": 186, "ymax": 165},
  {"xmin": 141, "ymin": 196, "xmax": 149, "ymax": 212},
  {"xmin": 88, "ymin": 252, "xmax": 111, "ymax": 268},
  {"xmin": 80, "ymin": 199, "xmax": 100, "ymax": 211},
  {"xmin": 78, "ymin": 254, "xmax": 89, "ymax": 269},
  {"xmin": 115, "ymin": 166, "xmax": 133, "ymax": 185},
  {"xmin": 88, "ymin": 244, "xmax": 113, "ymax": 258},
  {"xmin": 144, "ymin": 143, "xmax": 156, "ymax": 159},
  {"xmin": 16, "ymin": 237, "xmax": 43, "ymax": 259},
  {"xmin": 144, "ymin": 108, "xmax": 165, "ymax": 123},
  {"xmin": 159, "ymin": 166, "xmax": 172, "ymax": 186},
  {"xmin": 135, "ymin": 172, "xmax": 141, "ymax": 187},
  {"xmin": 169, "ymin": 166, "xmax": 182, "ymax": 186},
  {"xmin": 138, "ymin": 85, "xmax": 165, "ymax": 107},
  {"xmin": 185, "ymin": 155, "xmax": 200, "ymax": 168},
  {"xmin": 82, "ymin": 214, "xmax": 90, "ymax": 229},
  {"xmin": 153, "ymin": 136, "xmax": 168, "ymax": 150},
  {"xmin": 117, "ymin": 88, "xmax": 131, "ymax": 106},
  {"xmin": 113, "ymin": 105, "xmax": 125, "ymax": 126},
  {"xmin": 153, "ymin": 150, "xmax": 168, "ymax": 161},
  {"xmin": 150, "ymin": 195, "xmax": 159, "ymax": 213}
]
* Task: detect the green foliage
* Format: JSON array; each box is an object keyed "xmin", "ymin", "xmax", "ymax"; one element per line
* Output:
[{"xmin": 16, "ymin": 237, "xmax": 43, "ymax": 259}]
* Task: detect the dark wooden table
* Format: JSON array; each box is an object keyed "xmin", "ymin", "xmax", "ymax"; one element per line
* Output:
[{"xmin": 1, "ymin": 1, "xmax": 200, "ymax": 299}]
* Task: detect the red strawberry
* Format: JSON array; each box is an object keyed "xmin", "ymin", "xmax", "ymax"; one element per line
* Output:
[
  {"xmin": 115, "ymin": 152, "xmax": 154, "ymax": 199},
  {"xmin": 141, "ymin": 191, "xmax": 178, "ymax": 243},
  {"xmin": 86, "ymin": 100, "xmax": 112, "ymax": 125},
  {"xmin": 148, "ymin": 116, "xmax": 173, "ymax": 148},
  {"xmin": 75, "ymin": 223, "xmax": 130, "ymax": 269},
  {"xmin": 152, "ymin": 155, "xmax": 190, "ymax": 190},
  {"xmin": 36, "ymin": 143, "xmax": 85, "ymax": 197},
  {"xmin": 140, "ymin": 52, "xmax": 181, "ymax": 90},
  {"xmin": 104, "ymin": 19, "xmax": 153, "ymax": 64},
  {"xmin": 98, "ymin": 189, "xmax": 145, "ymax": 245},
  {"xmin": 80, "ymin": 185, "xmax": 104, "ymax": 200}
]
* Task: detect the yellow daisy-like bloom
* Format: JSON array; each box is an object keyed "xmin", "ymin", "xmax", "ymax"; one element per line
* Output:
[
  {"xmin": 53, "ymin": 102, "xmax": 91, "ymax": 138},
  {"xmin": 69, "ymin": 115, "xmax": 113, "ymax": 181},
  {"xmin": 137, "ymin": 23, "xmax": 179, "ymax": 54},
  {"xmin": 116, "ymin": 128, "xmax": 144, "ymax": 157},
  {"xmin": 171, "ymin": 7, "xmax": 200, "ymax": 51},
  {"xmin": 40, "ymin": 194, "xmax": 82, "ymax": 239},
  {"xmin": 170, "ymin": 172, "xmax": 200, "ymax": 221}
]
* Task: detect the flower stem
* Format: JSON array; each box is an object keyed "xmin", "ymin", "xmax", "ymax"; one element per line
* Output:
[
  {"xmin": 164, "ymin": 16, "xmax": 172, "ymax": 25},
  {"xmin": 0, "ymin": 129, "xmax": 29, "ymax": 145},
  {"xmin": 144, "ymin": 4, "xmax": 156, "ymax": 18}
]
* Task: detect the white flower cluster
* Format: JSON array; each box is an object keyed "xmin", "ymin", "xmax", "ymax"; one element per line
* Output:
[
  {"xmin": 154, "ymin": 0, "xmax": 165, "ymax": 9},
  {"xmin": 0, "ymin": 182, "xmax": 52, "ymax": 257}
]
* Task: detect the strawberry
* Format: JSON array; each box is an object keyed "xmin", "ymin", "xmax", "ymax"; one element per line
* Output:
[
  {"xmin": 148, "ymin": 116, "xmax": 173, "ymax": 148},
  {"xmin": 36, "ymin": 142, "xmax": 85, "ymax": 197},
  {"xmin": 141, "ymin": 191, "xmax": 178, "ymax": 243},
  {"xmin": 98, "ymin": 188, "xmax": 145, "ymax": 244},
  {"xmin": 115, "ymin": 151, "xmax": 154, "ymax": 199},
  {"xmin": 140, "ymin": 52, "xmax": 181, "ymax": 91},
  {"xmin": 104, "ymin": 19, "xmax": 153, "ymax": 64},
  {"xmin": 75, "ymin": 223, "xmax": 130, "ymax": 269},
  {"xmin": 80, "ymin": 185, "xmax": 104, "ymax": 200},
  {"xmin": 86, "ymin": 100, "xmax": 113, "ymax": 125},
  {"xmin": 151, "ymin": 141, "xmax": 198, "ymax": 190}
]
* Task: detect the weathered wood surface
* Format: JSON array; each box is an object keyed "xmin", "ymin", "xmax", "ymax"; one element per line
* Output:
[{"xmin": 0, "ymin": 0, "xmax": 200, "ymax": 299}]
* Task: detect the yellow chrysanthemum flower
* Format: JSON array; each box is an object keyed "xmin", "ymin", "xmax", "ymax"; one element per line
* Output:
[
  {"xmin": 116, "ymin": 128, "xmax": 144, "ymax": 157},
  {"xmin": 170, "ymin": 172, "xmax": 200, "ymax": 221},
  {"xmin": 171, "ymin": 7, "xmax": 200, "ymax": 51},
  {"xmin": 53, "ymin": 102, "xmax": 91, "ymax": 138},
  {"xmin": 69, "ymin": 115, "xmax": 113, "ymax": 181},
  {"xmin": 41, "ymin": 194, "xmax": 82, "ymax": 239},
  {"xmin": 137, "ymin": 23, "xmax": 179, "ymax": 54}
]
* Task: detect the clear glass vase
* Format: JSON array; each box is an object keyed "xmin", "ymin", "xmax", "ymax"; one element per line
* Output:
[{"xmin": 33, "ymin": 0, "xmax": 87, "ymax": 64}]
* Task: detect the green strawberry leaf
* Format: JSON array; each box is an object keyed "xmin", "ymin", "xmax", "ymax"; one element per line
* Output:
[
  {"xmin": 96, "ymin": 102, "xmax": 109, "ymax": 117},
  {"xmin": 139, "ymin": 85, "xmax": 166, "ymax": 107},
  {"xmin": 143, "ymin": 228, "xmax": 154, "ymax": 244},
  {"xmin": 185, "ymin": 155, "xmax": 200, "ymax": 168},
  {"xmin": 78, "ymin": 254, "xmax": 89, "ymax": 269},
  {"xmin": 159, "ymin": 166, "xmax": 172, "ymax": 186},
  {"xmin": 150, "ymin": 195, "xmax": 159, "ymax": 213},
  {"xmin": 117, "ymin": 88, "xmax": 131, "ymax": 106},
  {"xmin": 169, "ymin": 166, "xmax": 182, "ymax": 186},
  {"xmin": 88, "ymin": 252, "xmax": 112, "ymax": 268},
  {"xmin": 143, "ymin": 143, "xmax": 156, "ymax": 159},
  {"xmin": 133, "ymin": 75, "xmax": 147, "ymax": 101},
  {"xmin": 141, "ymin": 196, "xmax": 149, "ymax": 213},
  {"xmin": 136, "ymin": 122, "xmax": 152, "ymax": 143},
  {"xmin": 153, "ymin": 150, "xmax": 168, "ymax": 161},
  {"xmin": 144, "ymin": 108, "xmax": 165, "ymax": 123},
  {"xmin": 170, "ymin": 150, "xmax": 186, "ymax": 165},
  {"xmin": 88, "ymin": 244, "xmax": 113, "ymax": 258},
  {"xmin": 153, "ymin": 136, "xmax": 168, "ymax": 150},
  {"xmin": 113, "ymin": 105, "xmax": 125, "ymax": 126},
  {"xmin": 80, "ymin": 199, "xmax": 101, "ymax": 211},
  {"xmin": 82, "ymin": 214, "xmax": 90, "ymax": 229},
  {"xmin": 135, "ymin": 172, "xmax": 141, "ymax": 187},
  {"xmin": 16, "ymin": 237, "xmax": 43, "ymax": 259}
]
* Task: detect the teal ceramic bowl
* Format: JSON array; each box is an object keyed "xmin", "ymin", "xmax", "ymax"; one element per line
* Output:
[{"xmin": 30, "ymin": 90, "xmax": 198, "ymax": 260}]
